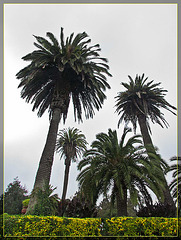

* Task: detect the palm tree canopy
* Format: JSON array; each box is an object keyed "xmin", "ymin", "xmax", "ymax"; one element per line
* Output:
[
  {"xmin": 16, "ymin": 28, "xmax": 112, "ymax": 122},
  {"xmin": 77, "ymin": 127, "xmax": 166, "ymax": 206},
  {"xmin": 56, "ymin": 127, "xmax": 88, "ymax": 164},
  {"xmin": 115, "ymin": 74, "xmax": 176, "ymax": 133}
]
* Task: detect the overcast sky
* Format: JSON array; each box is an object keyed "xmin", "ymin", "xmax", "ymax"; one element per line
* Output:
[{"xmin": 4, "ymin": 3, "xmax": 177, "ymax": 202}]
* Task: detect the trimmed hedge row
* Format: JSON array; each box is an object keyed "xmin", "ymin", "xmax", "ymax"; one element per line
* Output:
[
  {"xmin": 2, "ymin": 214, "xmax": 180, "ymax": 238},
  {"xmin": 3, "ymin": 214, "xmax": 101, "ymax": 237}
]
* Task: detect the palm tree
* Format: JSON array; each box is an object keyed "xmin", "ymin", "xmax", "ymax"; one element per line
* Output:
[
  {"xmin": 77, "ymin": 127, "xmax": 166, "ymax": 216},
  {"xmin": 16, "ymin": 28, "xmax": 111, "ymax": 213},
  {"xmin": 115, "ymin": 74, "xmax": 176, "ymax": 210},
  {"xmin": 166, "ymin": 156, "xmax": 181, "ymax": 216},
  {"xmin": 55, "ymin": 127, "xmax": 87, "ymax": 216}
]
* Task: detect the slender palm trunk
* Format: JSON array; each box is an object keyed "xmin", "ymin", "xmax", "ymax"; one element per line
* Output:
[
  {"xmin": 137, "ymin": 114, "xmax": 156, "ymax": 153},
  {"xmin": 60, "ymin": 158, "xmax": 71, "ymax": 216},
  {"xmin": 116, "ymin": 184, "xmax": 128, "ymax": 216},
  {"xmin": 26, "ymin": 108, "xmax": 61, "ymax": 214},
  {"xmin": 137, "ymin": 114, "xmax": 176, "ymax": 214}
]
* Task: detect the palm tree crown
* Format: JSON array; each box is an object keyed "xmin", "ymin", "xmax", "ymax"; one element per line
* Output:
[
  {"xmin": 56, "ymin": 127, "xmax": 87, "ymax": 216},
  {"xmin": 115, "ymin": 74, "xmax": 176, "ymax": 133},
  {"xmin": 17, "ymin": 27, "xmax": 112, "ymax": 122},
  {"xmin": 56, "ymin": 127, "xmax": 88, "ymax": 164},
  {"xmin": 77, "ymin": 127, "xmax": 166, "ymax": 216}
]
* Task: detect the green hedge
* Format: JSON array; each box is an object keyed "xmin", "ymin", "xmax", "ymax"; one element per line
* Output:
[
  {"xmin": 102, "ymin": 217, "xmax": 179, "ymax": 237},
  {"xmin": 2, "ymin": 214, "xmax": 180, "ymax": 238}
]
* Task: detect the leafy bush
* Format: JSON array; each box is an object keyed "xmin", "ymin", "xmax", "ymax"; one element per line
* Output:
[
  {"xmin": 2, "ymin": 214, "xmax": 180, "ymax": 237},
  {"xmin": 62, "ymin": 191, "xmax": 97, "ymax": 218},
  {"xmin": 136, "ymin": 202, "xmax": 176, "ymax": 217},
  {"xmin": 30, "ymin": 184, "xmax": 59, "ymax": 216}
]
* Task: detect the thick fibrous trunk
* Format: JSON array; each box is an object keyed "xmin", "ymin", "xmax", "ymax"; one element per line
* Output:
[
  {"xmin": 60, "ymin": 158, "xmax": 71, "ymax": 216},
  {"xmin": 116, "ymin": 184, "xmax": 128, "ymax": 217},
  {"xmin": 26, "ymin": 108, "xmax": 61, "ymax": 214},
  {"xmin": 137, "ymin": 114, "xmax": 176, "ymax": 214}
]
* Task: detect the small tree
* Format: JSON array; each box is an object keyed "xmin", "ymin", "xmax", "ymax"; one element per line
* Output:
[{"xmin": 4, "ymin": 177, "xmax": 28, "ymax": 215}]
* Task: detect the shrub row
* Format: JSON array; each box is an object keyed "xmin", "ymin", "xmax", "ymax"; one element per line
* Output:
[
  {"xmin": 2, "ymin": 214, "xmax": 180, "ymax": 238},
  {"xmin": 102, "ymin": 217, "xmax": 179, "ymax": 237}
]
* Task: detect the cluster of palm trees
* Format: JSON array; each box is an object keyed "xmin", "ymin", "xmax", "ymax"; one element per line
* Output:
[
  {"xmin": 16, "ymin": 28, "xmax": 178, "ymax": 216},
  {"xmin": 77, "ymin": 127, "xmax": 167, "ymax": 216}
]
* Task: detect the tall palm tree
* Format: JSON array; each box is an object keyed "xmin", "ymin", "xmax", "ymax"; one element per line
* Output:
[
  {"xmin": 55, "ymin": 127, "xmax": 87, "ymax": 216},
  {"xmin": 115, "ymin": 74, "xmax": 176, "ymax": 210},
  {"xmin": 16, "ymin": 28, "xmax": 111, "ymax": 213},
  {"xmin": 166, "ymin": 156, "xmax": 181, "ymax": 216},
  {"xmin": 77, "ymin": 127, "xmax": 166, "ymax": 216}
]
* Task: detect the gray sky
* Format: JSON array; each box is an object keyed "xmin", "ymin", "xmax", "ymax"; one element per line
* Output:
[{"xmin": 4, "ymin": 3, "xmax": 177, "ymax": 202}]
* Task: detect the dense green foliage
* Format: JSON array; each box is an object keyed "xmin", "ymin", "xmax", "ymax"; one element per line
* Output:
[
  {"xmin": 136, "ymin": 202, "xmax": 177, "ymax": 217},
  {"xmin": 3, "ymin": 214, "xmax": 179, "ymax": 237},
  {"xmin": 56, "ymin": 127, "xmax": 88, "ymax": 162},
  {"xmin": 30, "ymin": 184, "xmax": 59, "ymax": 216},
  {"xmin": 62, "ymin": 191, "xmax": 97, "ymax": 218},
  {"xmin": 77, "ymin": 127, "xmax": 166, "ymax": 216},
  {"xmin": 115, "ymin": 74, "xmax": 176, "ymax": 133},
  {"xmin": 16, "ymin": 27, "xmax": 112, "ymax": 121},
  {"xmin": 167, "ymin": 156, "xmax": 181, "ymax": 217},
  {"xmin": 4, "ymin": 177, "xmax": 28, "ymax": 215}
]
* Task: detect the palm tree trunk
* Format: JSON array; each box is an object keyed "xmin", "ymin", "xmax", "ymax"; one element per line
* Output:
[
  {"xmin": 26, "ymin": 108, "xmax": 61, "ymax": 214},
  {"xmin": 116, "ymin": 185, "xmax": 128, "ymax": 216},
  {"xmin": 60, "ymin": 158, "xmax": 71, "ymax": 216},
  {"xmin": 137, "ymin": 114, "xmax": 176, "ymax": 214}
]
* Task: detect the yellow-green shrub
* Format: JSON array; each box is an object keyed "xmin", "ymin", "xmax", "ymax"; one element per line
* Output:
[
  {"xmin": 2, "ymin": 214, "xmax": 180, "ymax": 238},
  {"xmin": 3, "ymin": 214, "xmax": 102, "ymax": 237},
  {"xmin": 104, "ymin": 217, "xmax": 179, "ymax": 237}
]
